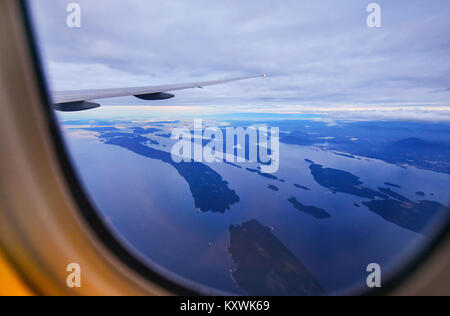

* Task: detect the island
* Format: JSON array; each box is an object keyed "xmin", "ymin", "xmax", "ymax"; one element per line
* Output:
[{"xmin": 228, "ymin": 219, "xmax": 326, "ymax": 296}]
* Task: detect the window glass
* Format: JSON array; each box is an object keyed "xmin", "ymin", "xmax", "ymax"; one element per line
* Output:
[{"xmin": 28, "ymin": 0, "xmax": 449, "ymax": 295}]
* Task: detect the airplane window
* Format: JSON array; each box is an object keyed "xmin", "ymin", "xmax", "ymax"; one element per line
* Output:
[{"xmin": 26, "ymin": 0, "xmax": 449, "ymax": 295}]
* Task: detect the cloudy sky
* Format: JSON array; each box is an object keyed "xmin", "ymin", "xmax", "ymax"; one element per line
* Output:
[{"xmin": 28, "ymin": 0, "xmax": 450, "ymax": 119}]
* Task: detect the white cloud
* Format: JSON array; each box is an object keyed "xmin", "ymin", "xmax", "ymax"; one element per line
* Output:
[{"xmin": 29, "ymin": 0, "xmax": 450, "ymax": 113}]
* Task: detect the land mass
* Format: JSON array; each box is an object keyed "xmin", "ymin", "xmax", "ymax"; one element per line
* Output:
[
  {"xmin": 99, "ymin": 132, "xmax": 240, "ymax": 213},
  {"xmin": 288, "ymin": 197, "xmax": 331, "ymax": 219},
  {"xmin": 362, "ymin": 199, "xmax": 448, "ymax": 235},
  {"xmin": 228, "ymin": 219, "xmax": 326, "ymax": 296}
]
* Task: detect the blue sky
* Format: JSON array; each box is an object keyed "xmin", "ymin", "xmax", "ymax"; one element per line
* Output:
[{"xmin": 28, "ymin": 0, "xmax": 450, "ymax": 120}]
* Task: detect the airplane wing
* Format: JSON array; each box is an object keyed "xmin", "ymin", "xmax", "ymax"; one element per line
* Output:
[{"xmin": 52, "ymin": 74, "xmax": 266, "ymax": 111}]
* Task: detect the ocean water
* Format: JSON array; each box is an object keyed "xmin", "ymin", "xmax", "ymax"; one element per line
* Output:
[{"xmin": 59, "ymin": 115, "xmax": 450, "ymax": 295}]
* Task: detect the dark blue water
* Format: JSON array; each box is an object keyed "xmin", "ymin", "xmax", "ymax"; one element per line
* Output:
[{"xmin": 61, "ymin": 117, "xmax": 450, "ymax": 295}]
